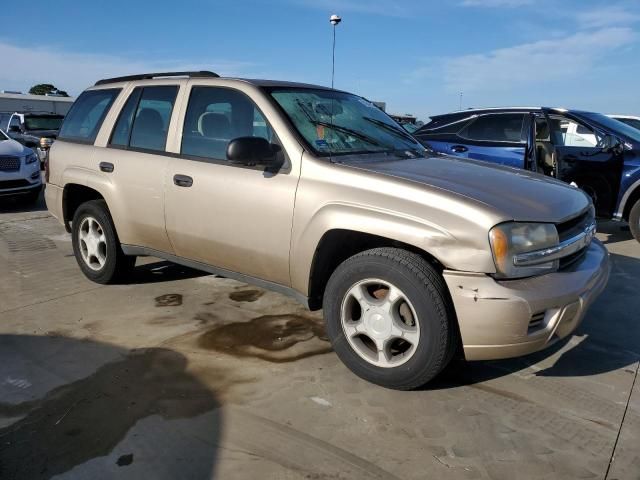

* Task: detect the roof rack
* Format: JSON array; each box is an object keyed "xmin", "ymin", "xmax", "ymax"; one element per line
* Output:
[{"xmin": 94, "ymin": 71, "xmax": 220, "ymax": 86}]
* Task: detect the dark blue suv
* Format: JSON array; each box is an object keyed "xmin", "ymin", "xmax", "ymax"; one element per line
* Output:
[{"xmin": 414, "ymin": 107, "xmax": 640, "ymax": 243}]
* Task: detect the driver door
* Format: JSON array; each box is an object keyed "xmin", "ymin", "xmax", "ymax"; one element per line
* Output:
[{"xmin": 543, "ymin": 109, "xmax": 624, "ymax": 217}]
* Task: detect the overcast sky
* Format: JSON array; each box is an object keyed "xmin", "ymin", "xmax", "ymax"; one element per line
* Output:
[{"xmin": 1, "ymin": 0, "xmax": 639, "ymax": 120}]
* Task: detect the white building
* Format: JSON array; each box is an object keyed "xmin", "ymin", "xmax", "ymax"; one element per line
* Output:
[{"xmin": 0, "ymin": 92, "xmax": 74, "ymax": 115}]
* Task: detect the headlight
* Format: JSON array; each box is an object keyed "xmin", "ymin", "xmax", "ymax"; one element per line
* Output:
[
  {"xmin": 489, "ymin": 222, "xmax": 559, "ymax": 278},
  {"xmin": 25, "ymin": 152, "xmax": 39, "ymax": 164}
]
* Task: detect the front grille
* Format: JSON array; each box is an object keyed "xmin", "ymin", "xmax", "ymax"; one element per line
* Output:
[
  {"xmin": 556, "ymin": 209, "xmax": 593, "ymax": 242},
  {"xmin": 0, "ymin": 155, "xmax": 21, "ymax": 172},
  {"xmin": 559, "ymin": 247, "xmax": 588, "ymax": 270},
  {"xmin": 0, "ymin": 179, "xmax": 30, "ymax": 189}
]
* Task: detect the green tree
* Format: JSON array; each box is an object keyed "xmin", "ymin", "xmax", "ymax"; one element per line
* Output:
[{"xmin": 28, "ymin": 84, "xmax": 69, "ymax": 97}]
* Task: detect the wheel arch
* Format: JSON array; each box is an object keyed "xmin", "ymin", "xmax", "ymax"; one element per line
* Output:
[{"xmin": 305, "ymin": 229, "xmax": 446, "ymax": 311}]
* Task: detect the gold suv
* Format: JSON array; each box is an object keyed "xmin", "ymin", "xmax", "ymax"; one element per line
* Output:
[{"xmin": 45, "ymin": 71, "xmax": 610, "ymax": 389}]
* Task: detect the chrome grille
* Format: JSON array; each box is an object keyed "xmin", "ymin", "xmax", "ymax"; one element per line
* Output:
[
  {"xmin": 556, "ymin": 209, "xmax": 594, "ymax": 243},
  {"xmin": 0, "ymin": 155, "xmax": 21, "ymax": 172}
]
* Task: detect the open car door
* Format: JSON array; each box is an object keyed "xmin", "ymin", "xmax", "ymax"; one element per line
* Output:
[{"xmin": 542, "ymin": 108, "xmax": 624, "ymax": 217}]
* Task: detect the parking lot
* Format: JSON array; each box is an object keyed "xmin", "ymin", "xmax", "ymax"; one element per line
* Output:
[{"xmin": 0, "ymin": 195, "xmax": 638, "ymax": 480}]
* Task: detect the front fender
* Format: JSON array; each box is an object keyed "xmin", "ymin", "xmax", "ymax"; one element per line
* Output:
[{"xmin": 289, "ymin": 201, "xmax": 496, "ymax": 295}]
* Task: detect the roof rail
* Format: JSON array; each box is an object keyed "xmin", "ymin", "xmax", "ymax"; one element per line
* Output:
[{"xmin": 94, "ymin": 71, "xmax": 220, "ymax": 86}]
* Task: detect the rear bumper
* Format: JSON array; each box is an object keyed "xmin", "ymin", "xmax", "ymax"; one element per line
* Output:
[
  {"xmin": 443, "ymin": 239, "xmax": 610, "ymax": 361},
  {"xmin": 44, "ymin": 183, "xmax": 64, "ymax": 223}
]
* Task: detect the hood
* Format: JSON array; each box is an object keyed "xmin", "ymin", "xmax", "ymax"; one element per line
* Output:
[
  {"xmin": 351, "ymin": 154, "xmax": 590, "ymax": 223},
  {"xmin": 0, "ymin": 137, "xmax": 31, "ymax": 156}
]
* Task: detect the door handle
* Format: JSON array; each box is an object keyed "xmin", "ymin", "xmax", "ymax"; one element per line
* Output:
[
  {"xmin": 451, "ymin": 145, "xmax": 468, "ymax": 153},
  {"xmin": 173, "ymin": 174, "xmax": 193, "ymax": 188},
  {"xmin": 99, "ymin": 162, "xmax": 114, "ymax": 173}
]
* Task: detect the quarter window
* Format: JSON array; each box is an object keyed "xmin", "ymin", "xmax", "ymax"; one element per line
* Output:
[
  {"xmin": 460, "ymin": 114, "xmax": 525, "ymax": 143},
  {"xmin": 181, "ymin": 86, "xmax": 273, "ymax": 161},
  {"xmin": 58, "ymin": 89, "xmax": 120, "ymax": 143}
]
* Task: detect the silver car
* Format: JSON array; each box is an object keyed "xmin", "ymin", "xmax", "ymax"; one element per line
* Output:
[{"xmin": 0, "ymin": 129, "xmax": 42, "ymax": 203}]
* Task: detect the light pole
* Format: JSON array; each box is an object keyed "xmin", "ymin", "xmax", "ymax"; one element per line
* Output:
[{"xmin": 330, "ymin": 14, "xmax": 342, "ymax": 89}]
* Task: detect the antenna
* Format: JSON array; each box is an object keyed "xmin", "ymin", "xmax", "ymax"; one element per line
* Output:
[{"xmin": 330, "ymin": 14, "xmax": 342, "ymax": 89}]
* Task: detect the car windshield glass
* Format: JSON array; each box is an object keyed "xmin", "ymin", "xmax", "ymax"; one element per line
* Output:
[
  {"xmin": 618, "ymin": 118, "xmax": 640, "ymax": 131},
  {"xmin": 24, "ymin": 115, "xmax": 64, "ymax": 131},
  {"xmin": 580, "ymin": 112, "xmax": 640, "ymax": 143},
  {"xmin": 0, "ymin": 130, "xmax": 8, "ymax": 141},
  {"xmin": 268, "ymin": 88, "xmax": 425, "ymax": 158}
]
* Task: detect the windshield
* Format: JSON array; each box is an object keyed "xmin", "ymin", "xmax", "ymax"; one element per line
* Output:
[
  {"xmin": 24, "ymin": 115, "xmax": 64, "ymax": 131},
  {"xmin": 616, "ymin": 117, "xmax": 640, "ymax": 131},
  {"xmin": 580, "ymin": 112, "xmax": 640, "ymax": 144},
  {"xmin": 268, "ymin": 88, "xmax": 425, "ymax": 158},
  {"xmin": 0, "ymin": 130, "xmax": 8, "ymax": 141}
]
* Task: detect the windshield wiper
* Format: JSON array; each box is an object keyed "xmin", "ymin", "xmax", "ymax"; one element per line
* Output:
[
  {"xmin": 311, "ymin": 120, "xmax": 389, "ymax": 148},
  {"xmin": 363, "ymin": 116, "xmax": 418, "ymax": 143}
]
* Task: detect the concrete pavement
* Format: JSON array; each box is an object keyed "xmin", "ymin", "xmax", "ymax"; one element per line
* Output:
[{"xmin": 0, "ymin": 196, "xmax": 638, "ymax": 479}]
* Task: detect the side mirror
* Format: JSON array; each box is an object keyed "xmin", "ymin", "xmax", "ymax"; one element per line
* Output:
[
  {"xmin": 226, "ymin": 137, "xmax": 278, "ymax": 166},
  {"xmin": 9, "ymin": 125, "xmax": 21, "ymax": 133},
  {"xmin": 601, "ymin": 134, "xmax": 624, "ymax": 154}
]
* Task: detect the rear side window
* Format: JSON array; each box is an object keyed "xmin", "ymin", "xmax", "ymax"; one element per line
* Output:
[
  {"xmin": 460, "ymin": 114, "xmax": 525, "ymax": 143},
  {"xmin": 181, "ymin": 86, "xmax": 273, "ymax": 161},
  {"xmin": 58, "ymin": 89, "xmax": 120, "ymax": 143},
  {"xmin": 110, "ymin": 86, "xmax": 178, "ymax": 152}
]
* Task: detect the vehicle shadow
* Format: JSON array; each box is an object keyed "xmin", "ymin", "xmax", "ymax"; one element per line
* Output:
[
  {"xmin": 598, "ymin": 219, "xmax": 633, "ymax": 246},
  {"xmin": 0, "ymin": 194, "xmax": 47, "ymax": 214},
  {"xmin": 0, "ymin": 334, "xmax": 224, "ymax": 480},
  {"xmin": 429, "ymin": 250, "xmax": 640, "ymax": 389},
  {"xmin": 125, "ymin": 260, "xmax": 209, "ymax": 285}
]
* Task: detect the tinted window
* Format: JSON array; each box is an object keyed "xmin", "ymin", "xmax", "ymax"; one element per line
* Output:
[
  {"xmin": 181, "ymin": 86, "xmax": 273, "ymax": 161},
  {"xmin": 618, "ymin": 118, "xmax": 640, "ymax": 131},
  {"xmin": 0, "ymin": 114, "xmax": 10, "ymax": 129},
  {"xmin": 461, "ymin": 114, "xmax": 525, "ymax": 142},
  {"xmin": 110, "ymin": 88, "xmax": 143, "ymax": 147},
  {"xmin": 24, "ymin": 115, "xmax": 64, "ymax": 131},
  {"xmin": 128, "ymin": 86, "xmax": 178, "ymax": 152},
  {"xmin": 58, "ymin": 89, "xmax": 120, "ymax": 143},
  {"xmin": 419, "ymin": 117, "xmax": 470, "ymax": 135}
]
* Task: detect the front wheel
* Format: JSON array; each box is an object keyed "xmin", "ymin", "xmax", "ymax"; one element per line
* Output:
[
  {"xmin": 71, "ymin": 200, "xmax": 135, "ymax": 284},
  {"xmin": 323, "ymin": 248, "xmax": 459, "ymax": 390},
  {"xmin": 629, "ymin": 200, "xmax": 640, "ymax": 244}
]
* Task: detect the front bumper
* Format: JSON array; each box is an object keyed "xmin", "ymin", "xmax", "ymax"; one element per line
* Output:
[{"xmin": 443, "ymin": 239, "xmax": 610, "ymax": 361}]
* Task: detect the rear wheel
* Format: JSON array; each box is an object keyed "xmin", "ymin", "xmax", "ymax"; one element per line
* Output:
[
  {"xmin": 323, "ymin": 247, "xmax": 458, "ymax": 390},
  {"xmin": 71, "ymin": 200, "xmax": 135, "ymax": 284},
  {"xmin": 630, "ymin": 200, "xmax": 640, "ymax": 244}
]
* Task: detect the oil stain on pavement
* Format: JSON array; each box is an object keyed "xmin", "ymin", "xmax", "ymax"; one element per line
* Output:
[
  {"xmin": 0, "ymin": 347, "xmax": 222, "ymax": 480},
  {"xmin": 198, "ymin": 314, "xmax": 332, "ymax": 363},
  {"xmin": 229, "ymin": 289, "xmax": 264, "ymax": 302},
  {"xmin": 155, "ymin": 294, "xmax": 183, "ymax": 307}
]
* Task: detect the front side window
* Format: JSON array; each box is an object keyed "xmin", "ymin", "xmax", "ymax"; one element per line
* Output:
[
  {"xmin": 267, "ymin": 88, "xmax": 424, "ymax": 158},
  {"xmin": 548, "ymin": 116, "xmax": 602, "ymax": 147},
  {"xmin": 181, "ymin": 86, "xmax": 274, "ymax": 161},
  {"xmin": 460, "ymin": 114, "xmax": 525, "ymax": 143},
  {"xmin": 58, "ymin": 89, "xmax": 120, "ymax": 143}
]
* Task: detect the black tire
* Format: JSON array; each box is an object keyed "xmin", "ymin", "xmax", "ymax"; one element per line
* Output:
[
  {"xmin": 71, "ymin": 200, "xmax": 136, "ymax": 284},
  {"xmin": 323, "ymin": 247, "xmax": 459, "ymax": 390},
  {"xmin": 630, "ymin": 200, "xmax": 640, "ymax": 244}
]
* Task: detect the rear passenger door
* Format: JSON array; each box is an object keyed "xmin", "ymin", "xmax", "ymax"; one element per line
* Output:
[
  {"xmin": 453, "ymin": 113, "xmax": 528, "ymax": 168},
  {"xmin": 91, "ymin": 83, "xmax": 181, "ymax": 253},
  {"xmin": 163, "ymin": 84, "xmax": 298, "ymax": 286}
]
